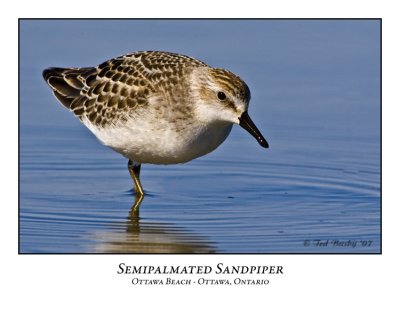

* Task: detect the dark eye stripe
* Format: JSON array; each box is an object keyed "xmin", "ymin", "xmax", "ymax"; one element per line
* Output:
[{"xmin": 225, "ymin": 100, "xmax": 238, "ymax": 113}]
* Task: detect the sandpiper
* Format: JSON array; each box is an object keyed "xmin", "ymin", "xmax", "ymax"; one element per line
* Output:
[{"xmin": 43, "ymin": 51, "xmax": 268, "ymax": 209}]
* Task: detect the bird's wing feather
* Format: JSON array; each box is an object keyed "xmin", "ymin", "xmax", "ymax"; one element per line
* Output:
[{"xmin": 42, "ymin": 51, "xmax": 206, "ymax": 127}]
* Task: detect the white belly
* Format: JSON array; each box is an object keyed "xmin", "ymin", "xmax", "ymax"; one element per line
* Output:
[{"xmin": 83, "ymin": 117, "xmax": 233, "ymax": 164}]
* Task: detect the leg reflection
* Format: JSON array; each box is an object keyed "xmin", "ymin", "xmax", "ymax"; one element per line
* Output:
[{"xmin": 129, "ymin": 193, "xmax": 144, "ymax": 219}]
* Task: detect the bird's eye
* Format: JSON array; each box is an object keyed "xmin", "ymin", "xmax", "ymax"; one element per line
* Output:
[{"xmin": 217, "ymin": 91, "xmax": 226, "ymax": 101}]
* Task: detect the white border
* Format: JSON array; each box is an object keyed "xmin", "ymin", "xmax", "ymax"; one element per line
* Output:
[{"xmin": 3, "ymin": 0, "xmax": 399, "ymax": 307}]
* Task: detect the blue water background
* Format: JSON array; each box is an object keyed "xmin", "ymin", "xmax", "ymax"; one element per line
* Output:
[{"xmin": 20, "ymin": 20, "xmax": 380, "ymax": 253}]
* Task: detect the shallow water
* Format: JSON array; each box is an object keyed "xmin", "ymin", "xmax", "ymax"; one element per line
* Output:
[{"xmin": 19, "ymin": 20, "xmax": 380, "ymax": 253}]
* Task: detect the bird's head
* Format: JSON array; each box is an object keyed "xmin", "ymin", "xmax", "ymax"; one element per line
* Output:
[{"xmin": 191, "ymin": 67, "xmax": 268, "ymax": 148}]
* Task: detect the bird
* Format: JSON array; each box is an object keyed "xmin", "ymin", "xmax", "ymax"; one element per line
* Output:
[{"xmin": 42, "ymin": 51, "xmax": 268, "ymax": 210}]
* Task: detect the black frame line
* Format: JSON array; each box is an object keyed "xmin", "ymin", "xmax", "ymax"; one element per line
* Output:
[{"xmin": 18, "ymin": 18, "xmax": 382, "ymax": 255}]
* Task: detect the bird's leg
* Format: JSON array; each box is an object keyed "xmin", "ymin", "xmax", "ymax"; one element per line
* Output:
[
  {"xmin": 128, "ymin": 160, "xmax": 144, "ymax": 196},
  {"xmin": 128, "ymin": 160, "xmax": 145, "ymax": 212}
]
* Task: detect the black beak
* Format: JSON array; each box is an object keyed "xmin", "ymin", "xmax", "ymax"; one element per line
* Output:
[{"xmin": 239, "ymin": 111, "xmax": 269, "ymax": 148}]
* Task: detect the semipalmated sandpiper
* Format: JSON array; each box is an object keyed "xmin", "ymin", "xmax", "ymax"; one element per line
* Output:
[{"xmin": 43, "ymin": 51, "xmax": 268, "ymax": 209}]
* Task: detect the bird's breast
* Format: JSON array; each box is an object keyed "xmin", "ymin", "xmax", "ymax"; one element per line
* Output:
[{"xmin": 84, "ymin": 115, "xmax": 233, "ymax": 165}]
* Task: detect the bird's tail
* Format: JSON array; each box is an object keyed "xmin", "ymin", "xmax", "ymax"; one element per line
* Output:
[{"xmin": 42, "ymin": 67, "xmax": 96, "ymax": 109}]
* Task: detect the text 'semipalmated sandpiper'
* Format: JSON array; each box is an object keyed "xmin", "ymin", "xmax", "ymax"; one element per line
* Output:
[{"xmin": 43, "ymin": 51, "xmax": 268, "ymax": 209}]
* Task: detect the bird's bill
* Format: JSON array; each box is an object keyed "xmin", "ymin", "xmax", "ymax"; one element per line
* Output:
[{"xmin": 238, "ymin": 111, "xmax": 269, "ymax": 148}]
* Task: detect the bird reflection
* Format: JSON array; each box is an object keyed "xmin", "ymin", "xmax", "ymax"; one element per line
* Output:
[
  {"xmin": 130, "ymin": 193, "xmax": 144, "ymax": 216},
  {"xmin": 88, "ymin": 199, "xmax": 216, "ymax": 253}
]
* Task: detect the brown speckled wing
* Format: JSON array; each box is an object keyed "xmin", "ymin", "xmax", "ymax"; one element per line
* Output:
[{"xmin": 43, "ymin": 51, "xmax": 207, "ymax": 127}]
